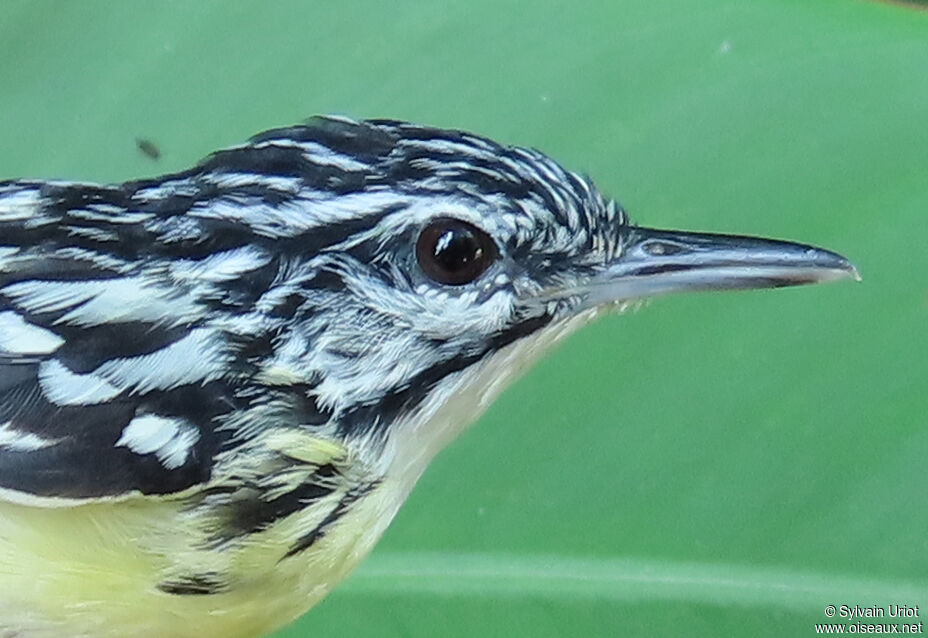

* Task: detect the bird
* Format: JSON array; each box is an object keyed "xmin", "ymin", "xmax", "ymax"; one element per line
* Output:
[{"xmin": 0, "ymin": 116, "xmax": 856, "ymax": 638}]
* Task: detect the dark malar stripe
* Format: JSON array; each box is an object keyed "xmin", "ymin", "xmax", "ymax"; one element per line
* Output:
[
  {"xmin": 282, "ymin": 383, "xmax": 333, "ymax": 426},
  {"xmin": 337, "ymin": 312, "xmax": 554, "ymax": 438}
]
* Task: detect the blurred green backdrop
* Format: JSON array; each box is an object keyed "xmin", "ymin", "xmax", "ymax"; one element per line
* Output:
[{"xmin": 1, "ymin": 1, "xmax": 925, "ymax": 636}]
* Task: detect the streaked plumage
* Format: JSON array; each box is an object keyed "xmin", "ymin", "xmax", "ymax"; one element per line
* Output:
[{"xmin": 0, "ymin": 116, "xmax": 856, "ymax": 637}]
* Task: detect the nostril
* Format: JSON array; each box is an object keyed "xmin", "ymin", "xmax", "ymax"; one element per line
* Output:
[{"xmin": 643, "ymin": 241, "xmax": 686, "ymax": 256}]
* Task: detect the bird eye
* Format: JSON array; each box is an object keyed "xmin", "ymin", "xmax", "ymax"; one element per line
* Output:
[{"xmin": 416, "ymin": 218, "xmax": 498, "ymax": 286}]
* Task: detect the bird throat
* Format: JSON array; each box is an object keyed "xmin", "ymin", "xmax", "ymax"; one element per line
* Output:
[{"xmin": 373, "ymin": 307, "xmax": 601, "ymax": 496}]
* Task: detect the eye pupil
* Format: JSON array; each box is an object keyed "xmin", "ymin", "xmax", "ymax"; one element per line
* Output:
[
  {"xmin": 434, "ymin": 228, "xmax": 481, "ymax": 270},
  {"xmin": 417, "ymin": 219, "xmax": 497, "ymax": 285}
]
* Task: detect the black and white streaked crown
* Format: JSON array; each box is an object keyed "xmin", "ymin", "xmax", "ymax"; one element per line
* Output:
[{"xmin": 0, "ymin": 116, "xmax": 625, "ymax": 502}]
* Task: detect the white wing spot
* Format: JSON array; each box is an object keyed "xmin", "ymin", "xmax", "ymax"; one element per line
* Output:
[
  {"xmin": 37, "ymin": 329, "xmax": 227, "ymax": 406},
  {"xmin": 0, "ymin": 421, "xmax": 59, "ymax": 451},
  {"xmin": 38, "ymin": 360, "xmax": 122, "ymax": 406},
  {"xmin": 0, "ymin": 311, "xmax": 64, "ymax": 354},
  {"xmin": 94, "ymin": 328, "xmax": 228, "ymax": 394},
  {"xmin": 116, "ymin": 414, "xmax": 200, "ymax": 469}
]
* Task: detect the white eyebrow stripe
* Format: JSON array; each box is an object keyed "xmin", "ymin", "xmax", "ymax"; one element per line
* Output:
[
  {"xmin": 189, "ymin": 199, "xmax": 312, "ymax": 238},
  {"xmin": 66, "ymin": 226, "xmax": 120, "ymax": 242},
  {"xmin": 189, "ymin": 191, "xmax": 408, "ymax": 239},
  {"xmin": 51, "ymin": 247, "xmax": 130, "ymax": 272}
]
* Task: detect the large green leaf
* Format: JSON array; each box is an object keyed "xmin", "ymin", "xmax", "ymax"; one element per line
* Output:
[{"xmin": 1, "ymin": 1, "xmax": 925, "ymax": 636}]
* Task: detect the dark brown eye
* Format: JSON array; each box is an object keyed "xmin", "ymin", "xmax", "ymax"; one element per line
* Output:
[{"xmin": 416, "ymin": 218, "xmax": 498, "ymax": 285}]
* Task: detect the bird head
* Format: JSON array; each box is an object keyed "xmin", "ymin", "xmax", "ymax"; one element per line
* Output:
[{"xmin": 195, "ymin": 116, "xmax": 855, "ymax": 481}]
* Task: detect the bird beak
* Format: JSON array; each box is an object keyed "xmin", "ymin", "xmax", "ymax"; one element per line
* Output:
[{"xmin": 579, "ymin": 226, "xmax": 859, "ymax": 308}]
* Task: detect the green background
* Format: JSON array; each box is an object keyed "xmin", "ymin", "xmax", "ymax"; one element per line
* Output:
[{"xmin": 1, "ymin": 1, "xmax": 925, "ymax": 635}]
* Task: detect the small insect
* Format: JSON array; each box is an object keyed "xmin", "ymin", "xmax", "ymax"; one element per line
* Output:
[{"xmin": 135, "ymin": 137, "xmax": 161, "ymax": 160}]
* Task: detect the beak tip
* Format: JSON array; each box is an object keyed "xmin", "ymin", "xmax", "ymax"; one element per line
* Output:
[{"xmin": 820, "ymin": 251, "xmax": 860, "ymax": 283}]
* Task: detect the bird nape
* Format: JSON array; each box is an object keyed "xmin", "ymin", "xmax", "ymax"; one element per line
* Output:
[{"xmin": 0, "ymin": 116, "xmax": 856, "ymax": 638}]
